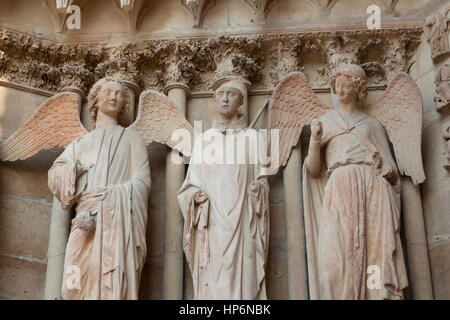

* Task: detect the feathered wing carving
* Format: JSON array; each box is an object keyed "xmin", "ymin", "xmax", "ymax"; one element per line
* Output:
[
  {"xmin": 0, "ymin": 92, "xmax": 87, "ymax": 161},
  {"xmin": 363, "ymin": 73, "xmax": 425, "ymax": 185},
  {"xmin": 270, "ymin": 72, "xmax": 331, "ymax": 168},
  {"xmin": 129, "ymin": 90, "xmax": 194, "ymax": 157}
]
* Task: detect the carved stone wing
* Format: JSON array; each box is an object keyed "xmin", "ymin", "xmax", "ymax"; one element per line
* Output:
[
  {"xmin": 129, "ymin": 90, "xmax": 194, "ymax": 157},
  {"xmin": 0, "ymin": 92, "xmax": 87, "ymax": 161},
  {"xmin": 270, "ymin": 72, "xmax": 331, "ymax": 168},
  {"xmin": 364, "ymin": 73, "xmax": 425, "ymax": 185}
]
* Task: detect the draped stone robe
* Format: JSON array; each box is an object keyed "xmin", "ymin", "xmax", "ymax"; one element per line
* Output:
[
  {"xmin": 48, "ymin": 125, "xmax": 151, "ymax": 300},
  {"xmin": 178, "ymin": 116, "xmax": 270, "ymax": 300},
  {"xmin": 303, "ymin": 110, "xmax": 408, "ymax": 300}
]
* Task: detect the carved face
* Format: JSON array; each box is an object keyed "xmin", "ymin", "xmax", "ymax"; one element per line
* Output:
[
  {"xmin": 335, "ymin": 75, "xmax": 358, "ymax": 105},
  {"xmin": 97, "ymin": 81, "xmax": 125, "ymax": 118},
  {"xmin": 215, "ymin": 86, "xmax": 243, "ymax": 119}
]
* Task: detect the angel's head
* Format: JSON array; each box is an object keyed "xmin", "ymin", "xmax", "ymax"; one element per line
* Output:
[
  {"xmin": 215, "ymin": 86, "xmax": 243, "ymax": 119},
  {"xmin": 213, "ymin": 77, "xmax": 249, "ymax": 120},
  {"xmin": 331, "ymin": 64, "xmax": 368, "ymax": 105},
  {"xmin": 87, "ymin": 77, "xmax": 130, "ymax": 125}
]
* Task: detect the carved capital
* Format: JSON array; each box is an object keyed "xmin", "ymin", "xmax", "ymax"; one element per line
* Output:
[
  {"xmin": 325, "ymin": 33, "xmax": 361, "ymax": 74},
  {"xmin": 269, "ymin": 36, "xmax": 302, "ymax": 85},
  {"xmin": 180, "ymin": 0, "xmax": 215, "ymax": 28},
  {"xmin": 58, "ymin": 64, "xmax": 94, "ymax": 95},
  {"xmin": 209, "ymin": 36, "xmax": 264, "ymax": 84},
  {"xmin": 382, "ymin": 33, "xmax": 420, "ymax": 79},
  {"xmin": 95, "ymin": 44, "xmax": 142, "ymax": 85}
]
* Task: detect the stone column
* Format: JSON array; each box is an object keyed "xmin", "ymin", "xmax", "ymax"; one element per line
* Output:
[
  {"xmin": 162, "ymin": 83, "xmax": 189, "ymax": 300},
  {"xmin": 283, "ymin": 145, "xmax": 308, "ymax": 299},
  {"xmin": 122, "ymin": 80, "xmax": 141, "ymax": 126},
  {"xmin": 401, "ymin": 176, "xmax": 434, "ymax": 299},
  {"xmin": 44, "ymin": 87, "xmax": 84, "ymax": 300},
  {"xmin": 44, "ymin": 197, "xmax": 71, "ymax": 300}
]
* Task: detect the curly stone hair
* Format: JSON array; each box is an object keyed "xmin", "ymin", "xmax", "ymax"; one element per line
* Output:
[
  {"xmin": 330, "ymin": 64, "xmax": 368, "ymax": 102},
  {"xmin": 87, "ymin": 77, "xmax": 131, "ymax": 126}
]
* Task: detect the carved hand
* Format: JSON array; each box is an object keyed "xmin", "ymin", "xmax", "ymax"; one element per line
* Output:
[
  {"xmin": 76, "ymin": 212, "xmax": 96, "ymax": 232},
  {"xmin": 194, "ymin": 191, "xmax": 208, "ymax": 204},
  {"xmin": 75, "ymin": 160, "xmax": 88, "ymax": 178},
  {"xmin": 311, "ymin": 119, "xmax": 323, "ymax": 142},
  {"xmin": 371, "ymin": 151, "xmax": 382, "ymax": 170},
  {"xmin": 249, "ymin": 180, "xmax": 261, "ymax": 194}
]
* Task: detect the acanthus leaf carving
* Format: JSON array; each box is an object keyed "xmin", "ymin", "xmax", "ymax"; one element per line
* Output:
[
  {"xmin": 381, "ymin": 32, "xmax": 420, "ymax": 80},
  {"xmin": 0, "ymin": 26, "xmax": 423, "ymax": 94},
  {"xmin": 325, "ymin": 32, "xmax": 361, "ymax": 74},
  {"xmin": 180, "ymin": 0, "xmax": 215, "ymax": 28},
  {"xmin": 269, "ymin": 35, "xmax": 302, "ymax": 85},
  {"xmin": 207, "ymin": 36, "xmax": 264, "ymax": 85}
]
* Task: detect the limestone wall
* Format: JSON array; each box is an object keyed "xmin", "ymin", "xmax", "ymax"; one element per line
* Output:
[{"xmin": 0, "ymin": 0, "xmax": 448, "ymax": 300}]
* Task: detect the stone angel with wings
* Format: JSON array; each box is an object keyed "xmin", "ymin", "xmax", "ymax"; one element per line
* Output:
[
  {"xmin": 270, "ymin": 64, "xmax": 425, "ymax": 300},
  {"xmin": 0, "ymin": 77, "xmax": 193, "ymax": 300}
]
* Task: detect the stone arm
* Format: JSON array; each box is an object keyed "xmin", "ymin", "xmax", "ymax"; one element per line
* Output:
[
  {"xmin": 48, "ymin": 141, "xmax": 86, "ymax": 210},
  {"xmin": 305, "ymin": 119, "xmax": 323, "ymax": 177}
]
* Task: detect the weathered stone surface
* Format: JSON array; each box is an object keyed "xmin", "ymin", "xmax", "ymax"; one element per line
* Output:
[
  {"xmin": 0, "ymin": 195, "xmax": 51, "ymax": 260},
  {"xmin": 428, "ymin": 240, "xmax": 450, "ymax": 299},
  {"xmin": 422, "ymin": 121, "xmax": 449, "ymax": 190},
  {"xmin": 0, "ymin": 255, "xmax": 46, "ymax": 300},
  {"xmin": 0, "ymin": 152, "xmax": 57, "ymax": 202},
  {"xmin": 0, "ymin": 86, "xmax": 48, "ymax": 138},
  {"xmin": 0, "ymin": 0, "xmax": 446, "ymax": 301},
  {"xmin": 422, "ymin": 178, "xmax": 450, "ymax": 244}
]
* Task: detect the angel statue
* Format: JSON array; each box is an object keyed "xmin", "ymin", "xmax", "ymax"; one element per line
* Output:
[
  {"xmin": 177, "ymin": 77, "xmax": 270, "ymax": 300},
  {"xmin": 270, "ymin": 64, "xmax": 425, "ymax": 300},
  {"xmin": 0, "ymin": 77, "xmax": 193, "ymax": 299}
]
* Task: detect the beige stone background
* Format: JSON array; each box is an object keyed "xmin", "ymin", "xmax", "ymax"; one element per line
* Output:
[{"xmin": 0, "ymin": 0, "xmax": 448, "ymax": 299}]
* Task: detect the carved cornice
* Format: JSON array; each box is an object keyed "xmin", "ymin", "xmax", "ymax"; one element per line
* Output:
[{"xmin": 0, "ymin": 26, "xmax": 422, "ymax": 95}]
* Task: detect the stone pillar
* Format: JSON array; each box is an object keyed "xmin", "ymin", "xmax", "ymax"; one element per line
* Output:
[
  {"xmin": 162, "ymin": 83, "xmax": 189, "ymax": 300},
  {"xmin": 44, "ymin": 87, "xmax": 85, "ymax": 300},
  {"xmin": 401, "ymin": 176, "xmax": 434, "ymax": 299},
  {"xmin": 122, "ymin": 80, "xmax": 141, "ymax": 126},
  {"xmin": 44, "ymin": 197, "xmax": 71, "ymax": 300},
  {"xmin": 283, "ymin": 145, "xmax": 308, "ymax": 299}
]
